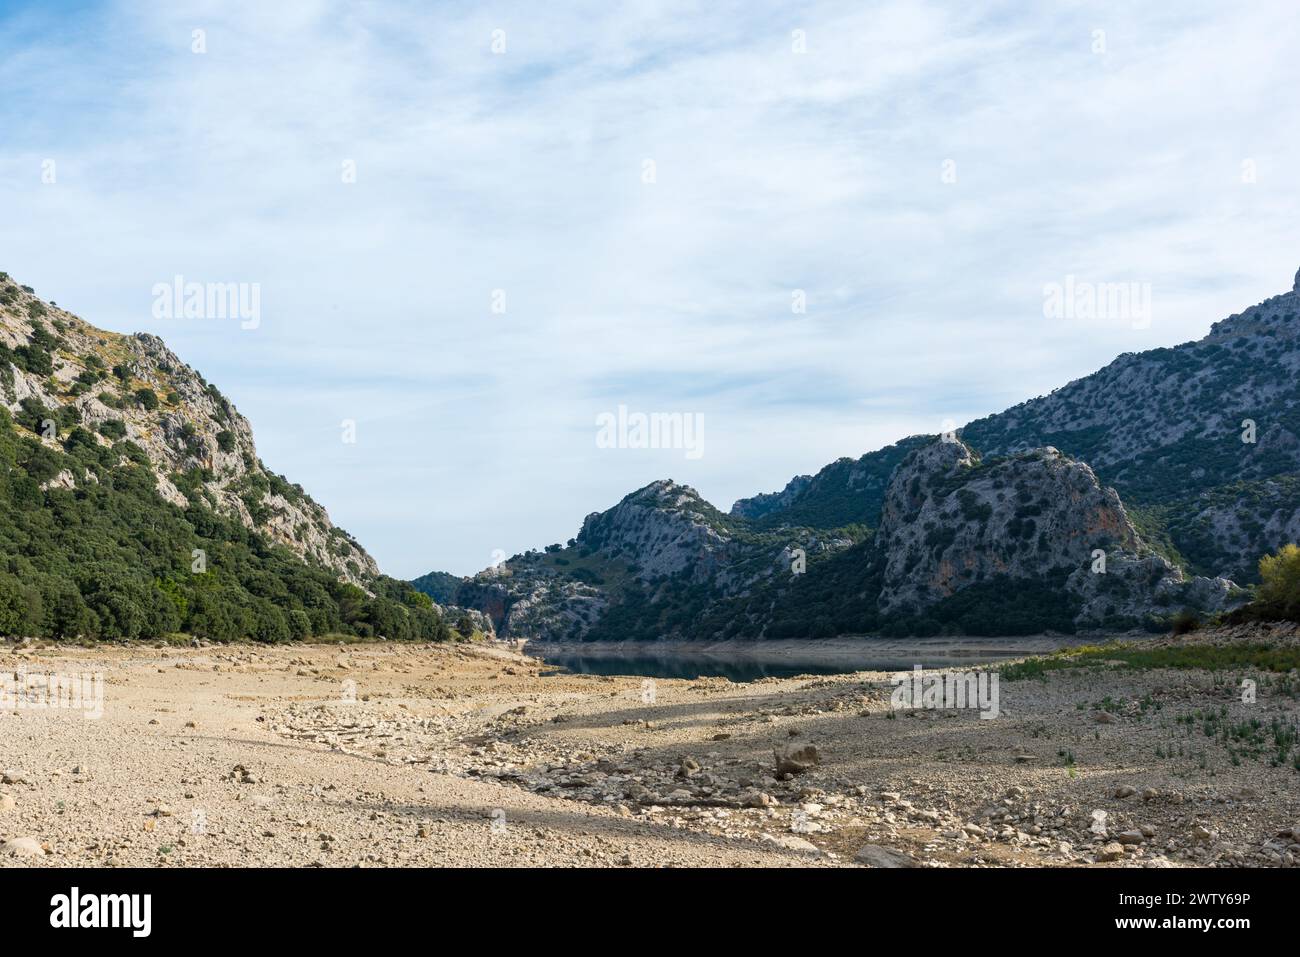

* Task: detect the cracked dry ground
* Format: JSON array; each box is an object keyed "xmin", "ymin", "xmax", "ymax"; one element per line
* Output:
[{"xmin": 2, "ymin": 638, "xmax": 1299, "ymax": 867}]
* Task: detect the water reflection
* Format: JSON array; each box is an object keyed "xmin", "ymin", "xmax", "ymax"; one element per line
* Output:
[{"xmin": 535, "ymin": 651, "xmax": 1024, "ymax": 683}]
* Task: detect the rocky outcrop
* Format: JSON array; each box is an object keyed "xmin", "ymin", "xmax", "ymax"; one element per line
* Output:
[
  {"xmin": 578, "ymin": 480, "xmax": 740, "ymax": 585},
  {"xmin": 959, "ymin": 268, "xmax": 1300, "ymax": 580},
  {"xmin": 452, "ymin": 477, "xmax": 862, "ymax": 641},
  {"xmin": 0, "ymin": 277, "xmax": 376, "ymax": 584},
  {"xmin": 457, "ymin": 569, "xmax": 605, "ymax": 642},
  {"xmin": 874, "ymin": 441, "xmax": 1136, "ymax": 614},
  {"xmin": 1066, "ymin": 553, "xmax": 1232, "ymax": 629},
  {"xmin": 873, "ymin": 438, "xmax": 1236, "ymax": 626},
  {"xmin": 731, "ymin": 474, "xmax": 813, "ymax": 519}
]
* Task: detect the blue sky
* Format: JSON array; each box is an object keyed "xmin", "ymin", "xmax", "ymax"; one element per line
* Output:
[{"xmin": 2, "ymin": 0, "xmax": 1299, "ymax": 578}]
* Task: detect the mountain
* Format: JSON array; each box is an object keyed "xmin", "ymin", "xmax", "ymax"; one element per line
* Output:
[
  {"xmin": 444, "ymin": 269, "xmax": 1300, "ymax": 641},
  {"xmin": 0, "ymin": 271, "xmax": 450, "ymax": 642},
  {"xmin": 959, "ymin": 269, "xmax": 1300, "ymax": 581},
  {"xmin": 410, "ymin": 569, "xmax": 464, "ymax": 605},
  {"xmin": 729, "ymin": 435, "xmax": 930, "ymax": 530}
]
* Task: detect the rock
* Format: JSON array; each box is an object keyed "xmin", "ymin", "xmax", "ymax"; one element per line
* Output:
[
  {"xmin": 0, "ymin": 794, "xmax": 16, "ymax": 812},
  {"xmin": 1112, "ymin": 785, "xmax": 1137, "ymax": 799},
  {"xmin": 743, "ymin": 791, "xmax": 776, "ymax": 808},
  {"xmin": 761, "ymin": 833, "xmax": 822, "ymax": 855},
  {"xmin": 1, "ymin": 837, "xmax": 45, "ymax": 858},
  {"xmin": 1094, "ymin": 711, "xmax": 1117, "ymax": 725},
  {"xmin": 1098, "ymin": 842, "xmax": 1126, "ymax": 861},
  {"xmin": 1140, "ymin": 788, "xmax": 1158, "ymax": 801},
  {"xmin": 1013, "ymin": 754, "xmax": 1036, "ymax": 763},
  {"xmin": 774, "ymin": 745, "xmax": 820, "ymax": 775},
  {"xmin": 854, "ymin": 843, "xmax": 918, "ymax": 868},
  {"xmin": 1116, "ymin": 830, "xmax": 1145, "ymax": 844},
  {"xmin": 1, "ymin": 770, "xmax": 28, "ymax": 785},
  {"xmin": 1190, "ymin": 825, "xmax": 1215, "ymax": 844}
]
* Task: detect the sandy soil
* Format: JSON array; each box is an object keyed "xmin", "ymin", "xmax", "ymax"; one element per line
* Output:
[{"xmin": 1, "ymin": 629, "xmax": 1298, "ymax": 868}]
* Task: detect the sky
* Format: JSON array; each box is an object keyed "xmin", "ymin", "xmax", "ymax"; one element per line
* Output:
[{"xmin": 2, "ymin": 0, "xmax": 1299, "ymax": 578}]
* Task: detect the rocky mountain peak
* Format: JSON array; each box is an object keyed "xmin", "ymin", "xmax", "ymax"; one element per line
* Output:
[
  {"xmin": 578, "ymin": 478, "xmax": 734, "ymax": 583},
  {"xmin": 626, "ymin": 478, "xmax": 707, "ymax": 511}
]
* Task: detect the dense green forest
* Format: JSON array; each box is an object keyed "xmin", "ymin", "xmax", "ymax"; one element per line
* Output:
[{"xmin": 0, "ymin": 407, "xmax": 450, "ymax": 642}]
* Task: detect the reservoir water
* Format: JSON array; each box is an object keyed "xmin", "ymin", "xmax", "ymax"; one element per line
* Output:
[{"xmin": 528, "ymin": 639, "xmax": 1065, "ymax": 683}]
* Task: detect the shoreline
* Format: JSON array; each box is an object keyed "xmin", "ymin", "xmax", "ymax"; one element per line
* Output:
[{"xmin": 522, "ymin": 634, "xmax": 1096, "ymax": 667}]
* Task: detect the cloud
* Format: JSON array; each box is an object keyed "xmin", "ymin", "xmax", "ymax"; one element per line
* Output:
[{"xmin": 2, "ymin": 0, "xmax": 1299, "ymax": 576}]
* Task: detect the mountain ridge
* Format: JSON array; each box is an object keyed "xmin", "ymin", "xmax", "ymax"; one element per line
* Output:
[{"xmin": 443, "ymin": 269, "xmax": 1300, "ymax": 641}]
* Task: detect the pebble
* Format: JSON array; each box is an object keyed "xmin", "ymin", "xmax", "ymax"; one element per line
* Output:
[
  {"xmin": 1, "ymin": 837, "xmax": 45, "ymax": 858},
  {"xmin": 855, "ymin": 844, "xmax": 918, "ymax": 868},
  {"xmin": 1098, "ymin": 842, "xmax": 1126, "ymax": 861},
  {"xmin": 773, "ymin": 745, "xmax": 820, "ymax": 775},
  {"xmin": 760, "ymin": 833, "xmax": 822, "ymax": 855}
]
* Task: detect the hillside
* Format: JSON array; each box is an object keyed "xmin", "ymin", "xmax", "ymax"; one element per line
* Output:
[
  {"xmin": 729, "ymin": 272, "xmax": 1300, "ymax": 587},
  {"xmin": 443, "ymin": 270, "xmax": 1300, "ymax": 641},
  {"xmin": 0, "ymin": 272, "xmax": 448, "ymax": 642},
  {"xmin": 410, "ymin": 569, "xmax": 464, "ymax": 606}
]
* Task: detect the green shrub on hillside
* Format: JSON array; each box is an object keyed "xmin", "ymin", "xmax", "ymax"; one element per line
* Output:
[
  {"xmin": 0, "ymin": 407, "xmax": 447, "ymax": 643},
  {"xmin": 1256, "ymin": 544, "xmax": 1300, "ymax": 620}
]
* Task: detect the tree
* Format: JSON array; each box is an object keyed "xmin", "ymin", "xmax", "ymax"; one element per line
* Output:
[
  {"xmin": 287, "ymin": 609, "xmax": 312, "ymax": 640},
  {"xmin": 1258, "ymin": 544, "xmax": 1300, "ymax": 619},
  {"xmin": 0, "ymin": 573, "xmax": 43, "ymax": 637},
  {"xmin": 98, "ymin": 419, "xmax": 127, "ymax": 440},
  {"xmin": 249, "ymin": 598, "xmax": 291, "ymax": 643},
  {"xmin": 335, "ymin": 583, "xmax": 367, "ymax": 626},
  {"xmin": 134, "ymin": 388, "xmax": 159, "ymax": 411}
]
